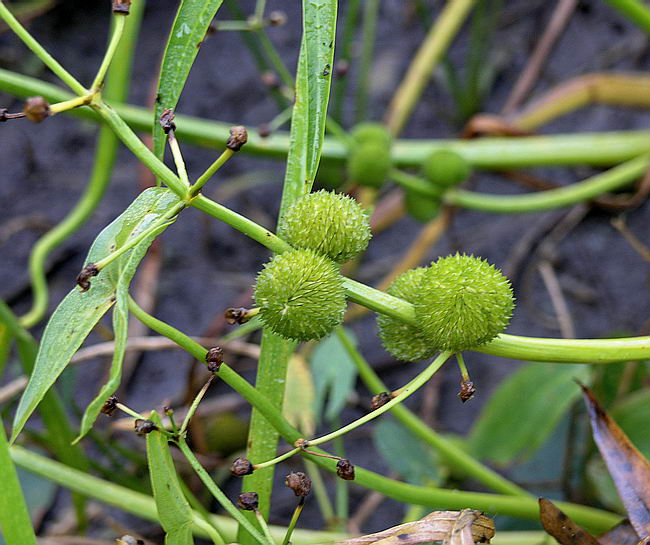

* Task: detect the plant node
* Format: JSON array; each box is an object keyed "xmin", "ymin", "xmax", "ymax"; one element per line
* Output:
[
  {"xmin": 370, "ymin": 391, "xmax": 393, "ymax": 410},
  {"xmin": 100, "ymin": 396, "xmax": 118, "ymax": 416},
  {"xmin": 159, "ymin": 108, "xmax": 176, "ymax": 134},
  {"xmin": 76, "ymin": 263, "xmax": 99, "ymax": 292},
  {"xmin": 134, "ymin": 419, "xmax": 157, "ymax": 435},
  {"xmin": 205, "ymin": 346, "xmax": 224, "ymax": 372},
  {"xmin": 224, "ymin": 307, "xmax": 256, "ymax": 325}
]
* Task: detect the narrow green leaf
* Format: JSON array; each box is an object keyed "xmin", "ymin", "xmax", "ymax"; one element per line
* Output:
[
  {"xmin": 0, "ymin": 420, "xmax": 37, "ymax": 545},
  {"xmin": 310, "ymin": 329, "xmax": 358, "ymax": 424},
  {"xmin": 146, "ymin": 412, "xmax": 195, "ymax": 545},
  {"xmin": 468, "ymin": 363, "xmax": 590, "ymax": 465},
  {"xmin": 12, "ymin": 188, "xmax": 181, "ymax": 442},
  {"xmin": 153, "ymin": 0, "xmax": 224, "ymax": 162}
]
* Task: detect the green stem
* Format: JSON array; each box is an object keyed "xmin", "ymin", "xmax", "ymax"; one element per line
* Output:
[
  {"xmin": 116, "ymin": 402, "xmax": 144, "ymax": 420},
  {"xmin": 282, "ymin": 499, "xmax": 305, "ymax": 545},
  {"xmin": 354, "ymin": 0, "xmax": 378, "ymax": 124},
  {"xmin": 177, "ymin": 440, "xmax": 270, "ymax": 545},
  {"xmin": 603, "ymin": 0, "xmax": 650, "ymax": 33},
  {"xmin": 456, "ymin": 352, "xmax": 470, "ymax": 382},
  {"xmin": 309, "ymin": 352, "xmax": 451, "ymax": 447},
  {"xmin": 49, "ymin": 94, "xmax": 93, "ymax": 113},
  {"xmin": 168, "ymin": 134, "xmax": 190, "ymax": 188},
  {"xmin": 331, "ymin": 0, "xmax": 360, "ymax": 124},
  {"xmin": 254, "ymin": 447, "xmax": 300, "ymax": 470},
  {"xmin": 5, "ymin": 69, "xmax": 650, "ymax": 168},
  {"xmin": 444, "ymin": 154, "xmax": 650, "ymax": 213},
  {"xmin": 190, "ymin": 149, "xmax": 235, "ymax": 197},
  {"xmin": 255, "ymin": 509, "xmax": 277, "ymax": 545},
  {"xmin": 335, "ymin": 328, "xmax": 528, "ymax": 496},
  {"xmin": 0, "ymin": 2, "xmax": 87, "ymax": 95},
  {"xmin": 303, "ymin": 461, "xmax": 336, "ymax": 524},
  {"xmin": 179, "ymin": 376, "xmax": 215, "ymax": 436},
  {"xmin": 91, "ymin": 12, "xmax": 126, "ymax": 91}
]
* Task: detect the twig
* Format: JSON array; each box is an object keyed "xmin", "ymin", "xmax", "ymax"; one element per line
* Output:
[
  {"xmin": 538, "ymin": 260, "xmax": 576, "ymax": 339},
  {"xmin": 611, "ymin": 216, "xmax": 650, "ymax": 263}
]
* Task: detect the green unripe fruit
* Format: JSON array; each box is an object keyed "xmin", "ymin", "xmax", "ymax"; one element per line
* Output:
[
  {"xmin": 350, "ymin": 122, "xmax": 392, "ymax": 147},
  {"xmin": 377, "ymin": 268, "xmax": 438, "ymax": 362},
  {"xmin": 279, "ymin": 190, "xmax": 371, "ymax": 263},
  {"xmin": 254, "ymin": 249, "xmax": 346, "ymax": 341},
  {"xmin": 422, "ymin": 150, "xmax": 471, "ymax": 188},
  {"xmin": 414, "ymin": 254, "xmax": 514, "ymax": 351},
  {"xmin": 404, "ymin": 189, "xmax": 441, "ymax": 223},
  {"xmin": 347, "ymin": 142, "xmax": 392, "ymax": 188}
]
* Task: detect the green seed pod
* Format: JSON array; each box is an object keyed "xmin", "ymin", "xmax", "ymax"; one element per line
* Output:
[
  {"xmin": 350, "ymin": 122, "xmax": 392, "ymax": 147},
  {"xmin": 377, "ymin": 268, "xmax": 438, "ymax": 362},
  {"xmin": 254, "ymin": 249, "xmax": 346, "ymax": 341},
  {"xmin": 279, "ymin": 190, "xmax": 371, "ymax": 263},
  {"xmin": 414, "ymin": 254, "xmax": 515, "ymax": 351},
  {"xmin": 422, "ymin": 150, "xmax": 471, "ymax": 188},
  {"xmin": 347, "ymin": 142, "xmax": 392, "ymax": 188},
  {"xmin": 404, "ymin": 189, "xmax": 441, "ymax": 223}
]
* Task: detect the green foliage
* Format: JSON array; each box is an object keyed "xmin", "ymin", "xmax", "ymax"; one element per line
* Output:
[
  {"xmin": 422, "ymin": 149, "xmax": 471, "ymax": 188},
  {"xmin": 414, "ymin": 254, "xmax": 514, "ymax": 351},
  {"xmin": 254, "ymin": 249, "xmax": 346, "ymax": 341},
  {"xmin": 279, "ymin": 190, "xmax": 371, "ymax": 263},
  {"xmin": 153, "ymin": 0, "xmax": 225, "ymax": 162},
  {"xmin": 310, "ymin": 329, "xmax": 359, "ymax": 424},
  {"xmin": 468, "ymin": 363, "xmax": 590, "ymax": 465},
  {"xmin": 347, "ymin": 141, "xmax": 392, "ymax": 188},
  {"xmin": 12, "ymin": 188, "xmax": 181, "ymax": 442},
  {"xmin": 146, "ymin": 413, "xmax": 196, "ymax": 545},
  {"xmin": 377, "ymin": 268, "xmax": 437, "ymax": 362}
]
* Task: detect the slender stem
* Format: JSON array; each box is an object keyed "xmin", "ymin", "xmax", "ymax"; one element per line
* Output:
[
  {"xmin": 255, "ymin": 510, "xmax": 276, "ymax": 545},
  {"xmin": 354, "ymin": 0, "xmax": 379, "ymax": 124},
  {"xmin": 91, "ymin": 13, "xmax": 126, "ymax": 91},
  {"xmin": 213, "ymin": 20, "xmax": 253, "ymax": 31},
  {"xmin": 190, "ymin": 149, "xmax": 235, "ymax": 197},
  {"xmin": 177, "ymin": 440, "xmax": 270, "ymax": 545},
  {"xmin": 0, "ymin": 2, "xmax": 86, "ymax": 95},
  {"xmin": 93, "ymin": 201, "xmax": 185, "ymax": 271},
  {"xmin": 282, "ymin": 499, "xmax": 305, "ymax": 545},
  {"xmin": 49, "ymin": 94, "xmax": 93, "ymax": 113},
  {"xmin": 385, "ymin": 0, "xmax": 476, "ymax": 135},
  {"xmin": 116, "ymin": 402, "xmax": 143, "ymax": 420},
  {"xmin": 456, "ymin": 352, "xmax": 470, "ymax": 382},
  {"xmin": 254, "ymin": 0, "xmax": 267, "ymax": 23},
  {"xmin": 331, "ymin": 0, "xmax": 361, "ymax": 124},
  {"xmin": 303, "ymin": 461, "xmax": 336, "ymax": 523},
  {"xmin": 308, "ymin": 352, "xmax": 451, "ymax": 447},
  {"xmin": 602, "ymin": 0, "xmax": 650, "ymax": 33},
  {"xmin": 253, "ymin": 447, "xmax": 301, "ymax": 470},
  {"xmin": 168, "ymin": 133, "xmax": 190, "ymax": 188},
  {"xmin": 179, "ymin": 376, "xmax": 215, "ymax": 437}
]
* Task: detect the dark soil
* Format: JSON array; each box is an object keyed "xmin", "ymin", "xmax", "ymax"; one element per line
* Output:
[{"xmin": 1, "ymin": 0, "xmax": 649, "ymax": 541}]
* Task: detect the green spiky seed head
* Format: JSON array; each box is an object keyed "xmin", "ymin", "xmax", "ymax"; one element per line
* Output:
[
  {"xmin": 422, "ymin": 150, "xmax": 471, "ymax": 188},
  {"xmin": 377, "ymin": 268, "xmax": 438, "ymax": 362},
  {"xmin": 253, "ymin": 249, "xmax": 346, "ymax": 341},
  {"xmin": 279, "ymin": 190, "xmax": 371, "ymax": 263},
  {"xmin": 347, "ymin": 142, "xmax": 392, "ymax": 188},
  {"xmin": 350, "ymin": 122, "xmax": 392, "ymax": 147},
  {"xmin": 414, "ymin": 254, "xmax": 514, "ymax": 351},
  {"xmin": 404, "ymin": 190, "xmax": 441, "ymax": 223}
]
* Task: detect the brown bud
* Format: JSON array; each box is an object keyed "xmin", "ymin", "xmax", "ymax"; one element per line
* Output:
[
  {"xmin": 267, "ymin": 11, "xmax": 287, "ymax": 26},
  {"xmin": 112, "ymin": 0, "xmax": 131, "ymax": 14},
  {"xmin": 336, "ymin": 459, "xmax": 355, "ymax": 481},
  {"xmin": 224, "ymin": 307, "xmax": 254, "ymax": 325},
  {"xmin": 260, "ymin": 71, "xmax": 280, "ymax": 90},
  {"xmin": 76, "ymin": 263, "xmax": 99, "ymax": 292},
  {"xmin": 100, "ymin": 395, "xmax": 118, "ymax": 416},
  {"xmin": 458, "ymin": 381, "xmax": 476, "ymax": 403},
  {"xmin": 230, "ymin": 457, "xmax": 254, "ymax": 477},
  {"xmin": 159, "ymin": 108, "xmax": 176, "ymax": 134},
  {"xmin": 23, "ymin": 96, "xmax": 50, "ymax": 123},
  {"xmin": 257, "ymin": 123, "xmax": 271, "ymax": 138},
  {"xmin": 206, "ymin": 346, "xmax": 224, "ymax": 372},
  {"xmin": 226, "ymin": 125, "xmax": 248, "ymax": 151},
  {"xmin": 285, "ymin": 471, "xmax": 312, "ymax": 497},
  {"xmin": 163, "ymin": 406, "xmax": 174, "ymax": 416},
  {"xmin": 134, "ymin": 419, "xmax": 157, "ymax": 435},
  {"xmin": 334, "ymin": 60, "xmax": 350, "ymax": 78},
  {"xmin": 237, "ymin": 492, "xmax": 259, "ymax": 511},
  {"xmin": 370, "ymin": 392, "xmax": 392, "ymax": 410}
]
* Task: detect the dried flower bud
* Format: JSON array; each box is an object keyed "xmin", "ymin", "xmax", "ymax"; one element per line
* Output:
[
  {"xmin": 257, "ymin": 123, "xmax": 272, "ymax": 138},
  {"xmin": 254, "ymin": 249, "xmax": 346, "ymax": 341},
  {"xmin": 261, "ymin": 71, "xmax": 280, "ymax": 89},
  {"xmin": 76, "ymin": 263, "xmax": 99, "ymax": 292},
  {"xmin": 159, "ymin": 108, "xmax": 176, "ymax": 134},
  {"xmin": 237, "ymin": 492, "xmax": 259, "ymax": 511},
  {"xmin": 370, "ymin": 392, "xmax": 392, "ymax": 410},
  {"xmin": 112, "ymin": 0, "xmax": 132, "ymax": 14},
  {"xmin": 226, "ymin": 125, "xmax": 248, "ymax": 151},
  {"xmin": 224, "ymin": 308, "xmax": 254, "ymax": 325},
  {"xmin": 267, "ymin": 10, "xmax": 287, "ymax": 26},
  {"xmin": 163, "ymin": 406, "xmax": 174, "ymax": 416},
  {"xmin": 101, "ymin": 396, "xmax": 118, "ymax": 416},
  {"xmin": 206, "ymin": 346, "xmax": 224, "ymax": 372},
  {"xmin": 134, "ymin": 419, "xmax": 157, "ymax": 435},
  {"xmin": 23, "ymin": 96, "xmax": 50, "ymax": 123},
  {"xmin": 458, "ymin": 380, "xmax": 476, "ymax": 403},
  {"xmin": 285, "ymin": 471, "xmax": 312, "ymax": 497},
  {"xmin": 336, "ymin": 459, "xmax": 355, "ymax": 481},
  {"xmin": 230, "ymin": 457, "xmax": 254, "ymax": 477}
]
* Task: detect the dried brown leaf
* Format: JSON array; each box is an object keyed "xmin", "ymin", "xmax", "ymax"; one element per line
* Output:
[
  {"xmin": 337, "ymin": 510, "xmax": 494, "ymax": 545},
  {"xmin": 597, "ymin": 519, "xmax": 639, "ymax": 545},
  {"xmin": 580, "ymin": 384, "xmax": 650, "ymax": 540},
  {"xmin": 539, "ymin": 498, "xmax": 600, "ymax": 545}
]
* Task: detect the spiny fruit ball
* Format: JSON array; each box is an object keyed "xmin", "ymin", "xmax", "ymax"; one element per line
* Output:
[
  {"xmin": 422, "ymin": 149, "xmax": 471, "ymax": 188},
  {"xmin": 377, "ymin": 268, "xmax": 438, "ymax": 362},
  {"xmin": 414, "ymin": 254, "xmax": 514, "ymax": 351},
  {"xmin": 253, "ymin": 249, "xmax": 346, "ymax": 341},
  {"xmin": 279, "ymin": 190, "xmax": 371, "ymax": 263}
]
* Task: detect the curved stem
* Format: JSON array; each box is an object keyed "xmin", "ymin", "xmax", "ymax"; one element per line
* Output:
[
  {"xmin": 0, "ymin": 2, "xmax": 86, "ymax": 96},
  {"xmin": 91, "ymin": 12, "xmax": 126, "ymax": 91}
]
